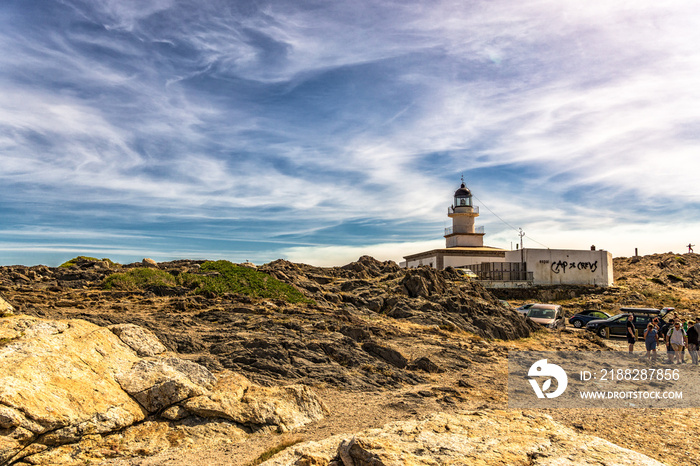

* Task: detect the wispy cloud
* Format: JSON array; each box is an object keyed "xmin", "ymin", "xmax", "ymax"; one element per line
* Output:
[{"xmin": 0, "ymin": 0, "xmax": 698, "ymax": 266}]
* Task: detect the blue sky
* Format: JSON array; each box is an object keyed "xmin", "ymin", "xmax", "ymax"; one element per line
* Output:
[{"xmin": 1, "ymin": 0, "xmax": 699, "ymax": 267}]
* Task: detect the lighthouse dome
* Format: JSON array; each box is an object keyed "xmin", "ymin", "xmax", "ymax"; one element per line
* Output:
[{"xmin": 454, "ymin": 182, "xmax": 471, "ymax": 198}]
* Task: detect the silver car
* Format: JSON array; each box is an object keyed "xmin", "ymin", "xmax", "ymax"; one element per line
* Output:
[
  {"xmin": 515, "ymin": 303, "xmax": 538, "ymax": 314},
  {"xmin": 526, "ymin": 304, "xmax": 566, "ymax": 330}
]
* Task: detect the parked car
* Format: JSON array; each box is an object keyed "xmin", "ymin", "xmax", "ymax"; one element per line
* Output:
[
  {"xmin": 455, "ymin": 268, "xmax": 478, "ymax": 279},
  {"xmin": 585, "ymin": 307, "xmax": 671, "ymax": 339},
  {"xmin": 516, "ymin": 303, "xmax": 538, "ymax": 314},
  {"xmin": 526, "ymin": 304, "xmax": 566, "ymax": 330},
  {"xmin": 569, "ymin": 310, "xmax": 611, "ymax": 328}
]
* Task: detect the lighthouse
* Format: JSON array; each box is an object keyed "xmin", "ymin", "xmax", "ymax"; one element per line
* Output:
[
  {"xmin": 444, "ymin": 179, "xmax": 484, "ymax": 248},
  {"xmin": 401, "ymin": 179, "xmax": 613, "ymax": 287},
  {"xmin": 402, "ymin": 179, "xmax": 505, "ymax": 270}
]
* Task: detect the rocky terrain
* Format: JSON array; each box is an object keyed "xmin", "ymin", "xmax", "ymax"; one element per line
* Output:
[
  {"xmin": 0, "ymin": 315, "xmax": 325, "ymax": 465},
  {"xmin": 1, "ymin": 256, "xmax": 536, "ymax": 390},
  {"xmin": 1, "ymin": 253, "xmax": 700, "ymax": 465}
]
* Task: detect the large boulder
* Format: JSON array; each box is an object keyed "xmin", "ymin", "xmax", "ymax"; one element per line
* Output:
[
  {"xmin": 0, "ymin": 316, "xmax": 145, "ymax": 464},
  {"xmin": 361, "ymin": 341, "xmax": 408, "ymax": 369},
  {"xmin": 117, "ymin": 358, "xmax": 216, "ymax": 412},
  {"xmin": 183, "ymin": 373, "xmax": 328, "ymax": 433},
  {"xmin": 262, "ymin": 410, "xmax": 665, "ymax": 466},
  {"xmin": 0, "ymin": 315, "xmax": 327, "ymax": 465}
]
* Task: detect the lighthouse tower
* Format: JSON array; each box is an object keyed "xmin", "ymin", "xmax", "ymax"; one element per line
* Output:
[{"xmin": 444, "ymin": 179, "xmax": 484, "ymax": 248}]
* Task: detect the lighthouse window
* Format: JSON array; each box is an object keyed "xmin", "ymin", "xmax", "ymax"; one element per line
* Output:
[{"xmin": 459, "ymin": 199, "xmax": 466, "ymax": 206}]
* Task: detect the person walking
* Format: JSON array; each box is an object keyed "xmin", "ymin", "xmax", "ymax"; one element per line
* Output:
[
  {"xmin": 644, "ymin": 322, "xmax": 659, "ymax": 362},
  {"xmin": 626, "ymin": 314, "xmax": 636, "ymax": 353},
  {"xmin": 666, "ymin": 321, "xmax": 688, "ymax": 364}
]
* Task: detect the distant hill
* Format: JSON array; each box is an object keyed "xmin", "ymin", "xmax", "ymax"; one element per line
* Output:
[{"xmin": 611, "ymin": 252, "xmax": 700, "ymax": 314}]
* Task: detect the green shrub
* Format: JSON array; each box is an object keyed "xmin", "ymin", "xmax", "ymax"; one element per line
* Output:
[
  {"xmin": 60, "ymin": 256, "xmax": 116, "ymax": 268},
  {"xmin": 180, "ymin": 260, "xmax": 310, "ymax": 303},
  {"xmin": 60, "ymin": 256, "xmax": 99, "ymax": 267},
  {"xmin": 104, "ymin": 268, "xmax": 177, "ymax": 291}
]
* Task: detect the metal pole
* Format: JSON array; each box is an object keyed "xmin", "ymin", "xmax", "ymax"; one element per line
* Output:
[{"xmin": 519, "ymin": 228, "xmax": 525, "ymax": 280}]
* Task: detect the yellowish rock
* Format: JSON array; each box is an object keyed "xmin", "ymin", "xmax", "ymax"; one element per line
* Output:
[
  {"xmin": 0, "ymin": 315, "xmax": 328, "ymax": 465},
  {"xmin": 0, "ymin": 316, "xmax": 145, "ymax": 464},
  {"xmin": 0, "ymin": 295, "xmax": 13, "ymax": 316},
  {"xmin": 184, "ymin": 373, "xmax": 328, "ymax": 432},
  {"xmin": 262, "ymin": 410, "xmax": 665, "ymax": 466},
  {"xmin": 108, "ymin": 323, "xmax": 167, "ymax": 357}
]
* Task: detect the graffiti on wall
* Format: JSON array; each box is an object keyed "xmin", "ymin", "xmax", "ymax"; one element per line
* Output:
[{"xmin": 550, "ymin": 260, "xmax": 598, "ymax": 274}]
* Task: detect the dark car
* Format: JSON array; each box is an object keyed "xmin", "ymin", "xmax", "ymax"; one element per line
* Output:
[
  {"xmin": 569, "ymin": 310, "xmax": 611, "ymax": 328},
  {"xmin": 586, "ymin": 308, "xmax": 670, "ymax": 339}
]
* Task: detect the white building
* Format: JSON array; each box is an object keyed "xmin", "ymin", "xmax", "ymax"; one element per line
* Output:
[{"xmin": 402, "ymin": 181, "xmax": 613, "ymax": 287}]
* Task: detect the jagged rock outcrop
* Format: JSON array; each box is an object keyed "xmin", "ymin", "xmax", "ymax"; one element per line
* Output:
[
  {"xmin": 261, "ymin": 258, "xmax": 538, "ymax": 341},
  {"xmin": 0, "ymin": 315, "xmax": 326, "ymax": 465},
  {"xmin": 262, "ymin": 410, "xmax": 665, "ymax": 466}
]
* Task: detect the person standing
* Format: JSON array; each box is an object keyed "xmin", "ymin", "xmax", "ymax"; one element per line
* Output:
[
  {"xmin": 626, "ymin": 314, "xmax": 636, "ymax": 353},
  {"xmin": 688, "ymin": 319, "xmax": 700, "ymax": 365},
  {"xmin": 660, "ymin": 319, "xmax": 674, "ymax": 363},
  {"xmin": 644, "ymin": 322, "xmax": 659, "ymax": 362},
  {"xmin": 666, "ymin": 321, "xmax": 688, "ymax": 364}
]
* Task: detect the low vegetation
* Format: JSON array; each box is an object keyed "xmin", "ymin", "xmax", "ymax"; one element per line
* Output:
[
  {"xmin": 180, "ymin": 261, "xmax": 311, "ymax": 303},
  {"xmin": 60, "ymin": 256, "xmax": 116, "ymax": 268},
  {"xmin": 104, "ymin": 268, "xmax": 178, "ymax": 291},
  {"xmin": 102, "ymin": 260, "xmax": 311, "ymax": 303}
]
